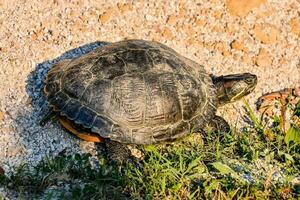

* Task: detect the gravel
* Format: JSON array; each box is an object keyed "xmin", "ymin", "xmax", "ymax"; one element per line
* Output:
[
  {"xmin": 0, "ymin": 0, "xmax": 299, "ymax": 181},
  {"xmin": 1, "ymin": 42, "xmax": 109, "ymax": 174}
]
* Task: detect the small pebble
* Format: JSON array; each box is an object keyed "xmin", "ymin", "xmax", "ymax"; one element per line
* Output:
[
  {"xmin": 0, "ymin": 111, "xmax": 5, "ymax": 122},
  {"xmin": 226, "ymin": 0, "xmax": 267, "ymax": 17}
]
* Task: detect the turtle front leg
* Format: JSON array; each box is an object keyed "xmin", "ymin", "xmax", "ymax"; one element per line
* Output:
[
  {"xmin": 203, "ymin": 115, "xmax": 231, "ymax": 134},
  {"xmin": 104, "ymin": 140, "xmax": 133, "ymax": 165}
]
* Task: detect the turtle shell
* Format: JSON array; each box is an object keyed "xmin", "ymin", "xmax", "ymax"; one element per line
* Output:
[{"xmin": 44, "ymin": 40, "xmax": 217, "ymax": 144}]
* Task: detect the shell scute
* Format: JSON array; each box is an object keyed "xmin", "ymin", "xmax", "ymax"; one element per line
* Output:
[
  {"xmin": 61, "ymin": 99, "xmax": 82, "ymax": 120},
  {"xmin": 49, "ymin": 91, "xmax": 69, "ymax": 110},
  {"xmin": 80, "ymin": 79, "xmax": 111, "ymax": 113},
  {"xmin": 91, "ymin": 116, "xmax": 113, "ymax": 137},
  {"xmin": 116, "ymin": 50, "xmax": 151, "ymax": 73},
  {"xmin": 74, "ymin": 107, "xmax": 95, "ymax": 129},
  {"xmin": 91, "ymin": 55, "xmax": 125, "ymax": 79}
]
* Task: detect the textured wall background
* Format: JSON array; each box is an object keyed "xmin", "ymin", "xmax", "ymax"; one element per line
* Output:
[{"xmin": 0, "ymin": 0, "xmax": 299, "ymax": 172}]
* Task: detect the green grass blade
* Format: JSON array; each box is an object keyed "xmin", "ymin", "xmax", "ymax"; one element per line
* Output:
[{"xmin": 243, "ymin": 98, "xmax": 263, "ymax": 131}]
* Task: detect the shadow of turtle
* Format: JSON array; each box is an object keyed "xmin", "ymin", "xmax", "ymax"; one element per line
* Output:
[
  {"xmin": 11, "ymin": 41, "xmax": 110, "ymax": 167},
  {"xmin": 26, "ymin": 41, "xmax": 110, "ymax": 119}
]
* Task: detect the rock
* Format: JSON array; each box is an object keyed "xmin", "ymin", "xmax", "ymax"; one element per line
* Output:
[
  {"xmin": 99, "ymin": 12, "xmax": 111, "ymax": 23},
  {"xmin": 6, "ymin": 145, "xmax": 25, "ymax": 157},
  {"xmin": 178, "ymin": 2, "xmax": 187, "ymax": 18},
  {"xmin": 79, "ymin": 141, "xmax": 96, "ymax": 153},
  {"xmin": 30, "ymin": 33, "xmax": 38, "ymax": 41},
  {"xmin": 253, "ymin": 24, "xmax": 281, "ymax": 44},
  {"xmin": 255, "ymin": 7, "xmax": 274, "ymax": 19},
  {"xmin": 0, "ymin": 111, "xmax": 5, "ymax": 121},
  {"xmin": 99, "ymin": 8, "xmax": 114, "ymax": 23},
  {"xmin": 212, "ymin": 25, "xmax": 223, "ymax": 33},
  {"xmin": 162, "ymin": 27, "xmax": 173, "ymax": 40},
  {"xmin": 215, "ymin": 42, "xmax": 231, "ymax": 57},
  {"xmin": 117, "ymin": 3, "xmax": 132, "ymax": 14},
  {"xmin": 230, "ymin": 40, "xmax": 248, "ymax": 52},
  {"xmin": 290, "ymin": 18, "xmax": 300, "ymax": 37},
  {"xmin": 194, "ymin": 18, "xmax": 207, "ymax": 27},
  {"xmin": 242, "ymin": 55, "xmax": 254, "ymax": 65},
  {"xmin": 213, "ymin": 10, "xmax": 223, "ymax": 19},
  {"xmin": 222, "ymin": 50, "xmax": 231, "ymax": 57},
  {"xmin": 185, "ymin": 37, "xmax": 195, "ymax": 46},
  {"xmin": 184, "ymin": 25, "xmax": 196, "ymax": 37},
  {"xmin": 145, "ymin": 14, "xmax": 153, "ymax": 21},
  {"xmin": 256, "ymin": 48, "xmax": 272, "ymax": 67},
  {"xmin": 278, "ymin": 57, "xmax": 287, "ymax": 65},
  {"xmin": 166, "ymin": 14, "xmax": 178, "ymax": 26},
  {"xmin": 226, "ymin": 0, "xmax": 267, "ymax": 17},
  {"xmin": 128, "ymin": 145, "xmax": 144, "ymax": 159},
  {"xmin": 225, "ymin": 23, "xmax": 237, "ymax": 34}
]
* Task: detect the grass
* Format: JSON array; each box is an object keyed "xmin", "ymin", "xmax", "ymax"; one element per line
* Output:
[{"xmin": 1, "ymin": 99, "xmax": 300, "ymax": 199}]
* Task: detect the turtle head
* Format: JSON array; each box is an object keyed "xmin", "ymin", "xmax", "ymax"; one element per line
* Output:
[{"xmin": 212, "ymin": 73, "xmax": 257, "ymax": 106}]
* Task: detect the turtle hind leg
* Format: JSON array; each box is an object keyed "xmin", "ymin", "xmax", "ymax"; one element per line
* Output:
[
  {"xmin": 104, "ymin": 140, "xmax": 132, "ymax": 165},
  {"xmin": 203, "ymin": 115, "xmax": 230, "ymax": 134}
]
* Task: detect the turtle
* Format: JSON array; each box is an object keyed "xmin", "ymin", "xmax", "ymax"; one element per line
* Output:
[{"xmin": 41, "ymin": 39, "xmax": 257, "ymax": 163}]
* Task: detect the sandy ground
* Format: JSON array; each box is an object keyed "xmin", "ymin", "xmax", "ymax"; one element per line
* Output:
[{"xmin": 0, "ymin": 0, "xmax": 299, "ymax": 175}]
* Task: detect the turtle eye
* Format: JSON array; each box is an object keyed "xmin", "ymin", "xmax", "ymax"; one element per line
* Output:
[
  {"xmin": 244, "ymin": 74, "xmax": 257, "ymax": 85},
  {"xmin": 245, "ymin": 77, "xmax": 255, "ymax": 85}
]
